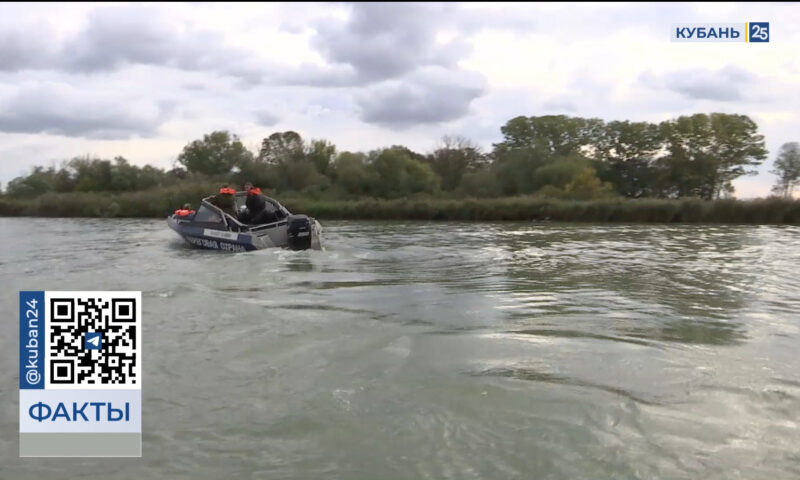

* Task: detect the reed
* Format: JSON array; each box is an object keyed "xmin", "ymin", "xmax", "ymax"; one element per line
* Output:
[{"xmin": 1, "ymin": 188, "xmax": 798, "ymax": 224}]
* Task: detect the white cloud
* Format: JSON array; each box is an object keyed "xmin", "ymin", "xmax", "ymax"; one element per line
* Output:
[
  {"xmin": 0, "ymin": 2, "xmax": 799, "ymax": 198},
  {"xmin": 0, "ymin": 81, "xmax": 166, "ymax": 138}
]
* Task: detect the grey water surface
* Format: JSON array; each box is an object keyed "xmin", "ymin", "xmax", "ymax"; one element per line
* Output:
[{"xmin": 0, "ymin": 218, "xmax": 799, "ymax": 479}]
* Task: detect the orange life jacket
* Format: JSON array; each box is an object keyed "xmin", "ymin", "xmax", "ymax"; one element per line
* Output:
[
  {"xmin": 174, "ymin": 209, "xmax": 195, "ymax": 216},
  {"xmin": 219, "ymin": 187, "xmax": 236, "ymax": 195},
  {"xmin": 247, "ymin": 187, "xmax": 262, "ymax": 196}
]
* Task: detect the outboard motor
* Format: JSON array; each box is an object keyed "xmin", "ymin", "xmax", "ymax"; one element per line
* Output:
[{"xmin": 286, "ymin": 214, "xmax": 313, "ymax": 250}]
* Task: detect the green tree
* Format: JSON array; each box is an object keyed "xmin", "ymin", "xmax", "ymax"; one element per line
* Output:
[
  {"xmin": 427, "ymin": 135, "xmax": 486, "ymax": 191},
  {"xmin": 306, "ymin": 139, "xmax": 337, "ymax": 175},
  {"xmin": 494, "ymin": 115, "xmax": 605, "ymax": 158},
  {"xmin": 69, "ymin": 156, "xmax": 113, "ymax": 192},
  {"xmin": 330, "ymin": 152, "xmax": 375, "ymax": 195},
  {"xmin": 168, "ymin": 167, "xmax": 188, "ymax": 180},
  {"xmin": 233, "ymin": 155, "xmax": 276, "ymax": 189},
  {"xmin": 594, "ymin": 121, "xmax": 662, "ymax": 198},
  {"xmin": 284, "ymin": 160, "xmax": 328, "ymax": 192},
  {"xmin": 252, "ymin": 132, "xmax": 339, "ymax": 191},
  {"xmin": 371, "ymin": 147, "xmax": 439, "ymax": 197},
  {"xmin": 5, "ymin": 166, "xmax": 56, "ymax": 198},
  {"xmin": 177, "ymin": 131, "xmax": 253, "ymax": 175},
  {"xmin": 109, "ymin": 157, "xmax": 139, "ymax": 191},
  {"xmin": 257, "ymin": 131, "xmax": 305, "ymax": 165},
  {"xmin": 706, "ymin": 113, "xmax": 768, "ymax": 198},
  {"xmin": 492, "ymin": 148, "xmax": 545, "ymax": 195},
  {"xmin": 531, "ymin": 154, "xmax": 592, "ymax": 191},
  {"xmin": 771, "ymin": 142, "xmax": 800, "ymax": 198},
  {"xmin": 137, "ymin": 165, "xmax": 166, "ymax": 190},
  {"xmin": 491, "ymin": 115, "xmax": 604, "ymax": 195},
  {"xmin": 53, "ymin": 164, "xmax": 76, "ymax": 193},
  {"xmin": 384, "ymin": 145, "xmax": 427, "ymax": 163},
  {"xmin": 562, "ymin": 167, "xmax": 617, "ymax": 200},
  {"xmin": 458, "ymin": 170, "xmax": 500, "ymax": 197},
  {"xmin": 657, "ymin": 113, "xmax": 767, "ymax": 199}
]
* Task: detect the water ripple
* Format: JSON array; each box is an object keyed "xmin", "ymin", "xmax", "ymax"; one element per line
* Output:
[{"xmin": 0, "ymin": 219, "xmax": 799, "ymax": 479}]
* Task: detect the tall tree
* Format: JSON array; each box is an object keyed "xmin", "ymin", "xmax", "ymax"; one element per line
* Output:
[
  {"xmin": 306, "ymin": 139, "xmax": 337, "ymax": 175},
  {"xmin": 371, "ymin": 147, "xmax": 439, "ymax": 197},
  {"xmin": 594, "ymin": 121, "xmax": 662, "ymax": 198},
  {"xmin": 257, "ymin": 131, "xmax": 305, "ymax": 165},
  {"xmin": 5, "ymin": 166, "xmax": 56, "ymax": 198},
  {"xmin": 494, "ymin": 115, "xmax": 605, "ymax": 158},
  {"xmin": 491, "ymin": 115, "xmax": 604, "ymax": 195},
  {"xmin": 427, "ymin": 135, "xmax": 486, "ymax": 191},
  {"xmin": 330, "ymin": 152, "xmax": 375, "ymax": 195},
  {"xmin": 70, "ymin": 156, "xmax": 113, "ymax": 192},
  {"xmin": 252, "ymin": 132, "xmax": 337, "ymax": 191},
  {"xmin": 771, "ymin": 142, "xmax": 800, "ymax": 198},
  {"xmin": 562, "ymin": 167, "xmax": 617, "ymax": 200},
  {"xmin": 706, "ymin": 113, "xmax": 768, "ymax": 198},
  {"xmin": 657, "ymin": 113, "xmax": 767, "ymax": 199},
  {"xmin": 531, "ymin": 154, "xmax": 592, "ymax": 191},
  {"xmin": 109, "ymin": 156, "xmax": 139, "ymax": 191},
  {"xmin": 176, "ymin": 131, "xmax": 253, "ymax": 176}
]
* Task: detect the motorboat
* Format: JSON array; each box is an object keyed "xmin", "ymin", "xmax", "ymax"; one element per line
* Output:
[{"xmin": 167, "ymin": 192, "xmax": 322, "ymax": 252}]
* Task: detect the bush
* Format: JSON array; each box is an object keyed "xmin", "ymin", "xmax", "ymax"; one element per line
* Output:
[{"xmin": 1, "ymin": 188, "xmax": 799, "ymax": 224}]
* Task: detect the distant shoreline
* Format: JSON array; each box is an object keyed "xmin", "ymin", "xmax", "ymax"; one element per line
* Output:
[{"xmin": 1, "ymin": 190, "xmax": 798, "ymax": 224}]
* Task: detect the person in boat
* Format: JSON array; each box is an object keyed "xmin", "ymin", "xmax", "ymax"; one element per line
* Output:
[
  {"xmin": 238, "ymin": 182, "xmax": 264, "ymax": 223},
  {"xmin": 209, "ymin": 184, "xmax": 237, "ymax": 218},
  {"xmin": 173, "ymin": 203, "xmax": 196, "ymax": 219},
  {"xmin": 240, "ymin": 182, "xmax": 281, "ymax": 224}
]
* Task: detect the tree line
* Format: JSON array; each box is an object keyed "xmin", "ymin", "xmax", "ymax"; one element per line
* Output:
[{"xmin": 4, "ymin": 113, "xmax": 799, "ymax": 201}]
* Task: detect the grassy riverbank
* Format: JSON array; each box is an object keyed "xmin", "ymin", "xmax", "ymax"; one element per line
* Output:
[
  {"xmin": 1, "ymin": 185, "xmax": 799, "ymax": 223},
  {"xmin": 284, "ymin": 196, "xmax": 800, "ymax": 223}
]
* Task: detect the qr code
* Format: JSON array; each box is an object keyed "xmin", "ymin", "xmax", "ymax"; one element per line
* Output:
[{"xmin": 45, "ymin": 292, "xmax": 141, "ymax": 389}]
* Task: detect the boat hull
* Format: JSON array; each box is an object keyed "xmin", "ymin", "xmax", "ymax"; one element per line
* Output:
[{"xmin": 167, "ymin": 215, "xmax": 321, "ymax": 252}]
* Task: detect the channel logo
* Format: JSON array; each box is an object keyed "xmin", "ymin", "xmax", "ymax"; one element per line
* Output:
[
  {"xmin": 671, "ymin": 22, "xmax": 769, "ymax": 43},
  {"xmin": 749, "ymin": 22, "xmax": 769, "ymax": 42}
]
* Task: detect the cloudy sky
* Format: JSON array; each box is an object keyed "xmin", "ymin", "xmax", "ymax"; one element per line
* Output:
[{"xmin": 0, "ymin": 2, "xmax": 798, "ymax": 197}]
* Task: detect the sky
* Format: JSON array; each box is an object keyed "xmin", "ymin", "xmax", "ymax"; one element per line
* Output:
[{"xmin": 0, "ymin": 2, "xmax": 798, "ymax": 197}]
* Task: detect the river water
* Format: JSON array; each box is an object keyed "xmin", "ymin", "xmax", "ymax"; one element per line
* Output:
[{"xmin": 0, "ymin": 218, "xmax": 799, "ymax": 479}]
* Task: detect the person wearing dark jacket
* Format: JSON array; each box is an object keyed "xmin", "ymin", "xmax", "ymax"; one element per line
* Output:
[
  {"xmin": 244, "ymin": 182, "xmax": 266, "ymax": 217},
  {"xmin": 240, "ymin": 182, "xmax": 280, "ymax": 224}
]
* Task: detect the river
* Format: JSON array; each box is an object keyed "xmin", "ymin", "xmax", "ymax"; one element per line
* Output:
[{"xmin": 1, "ymin": 218, "xmax": 799, "ymax": 479}]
